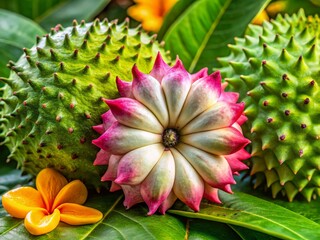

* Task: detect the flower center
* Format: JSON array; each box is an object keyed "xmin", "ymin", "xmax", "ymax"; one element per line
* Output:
[{"xmin": 162, "ymin": 128, "xmax": 180, "ymax": 148}]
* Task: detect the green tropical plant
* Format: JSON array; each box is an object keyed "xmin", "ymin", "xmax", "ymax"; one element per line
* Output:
[{"xmin": 1, "ymin": 0, "xmax": 319, "ymax": 239}]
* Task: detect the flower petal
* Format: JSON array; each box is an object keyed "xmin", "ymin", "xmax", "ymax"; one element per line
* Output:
[
  {"xmin": 52, "ymin": 180, "xmax": 88, "ymax": 211},
  {"xmin": 122, "ymin": 185, "xmax": 144, "ymax": 209},
  {"xmin": 171, "ymin": 148, "xmax": 204, "ymax": 212},
  {"xmin": 181, "ymin": 127, "xmax": 250, "ymax": 155},
  {"xmin": 36, "ymin": 168, "xmax": 68, "ymax": 212},
  {"xmin": 162, "ymin": 60, "xmax": 192, "ymax": 127},
  {"xmin": 2, "ymin": 187, "xmax": 45, "ymax": 218},
  {"xmin": 110, "ymin": 182, "xmax": 121, "ymax": 192},
  {"xmin": 237, "ymin": 114, "xmax": 248, "ymax": 126},
  {"xmin": 190, "ymin": 68, "xmax": 208, "ymax": 82},
  {"xmin": 115, "ymin": 144, "xmax": 164, "ymax": 185},
  {"xmin": 101, "ymin": 155, "xmax": 122, "ymax": 181},
  {"xmin": 58, "ymin": 203, "xmax": 103, "ymax": 225},
  {"xmin": 132, "ymin": 65, "xmax": 169, "ymax": 126},
  {"xmin": 101, "ymin": 111, "xmax": 117, "ymax": 131},
  {"xmin": 219, "ymin": 91, "xmax": 239, "ymax": 103},
  {"xmin": 150, "ymin": 52, "xmax": 171, "ymax": 81},
  {"xmin": 92, "ymin": 124, "xmax": 105, "ymax": 134},
  {"xmin": 140, "ymin": 150, "xmax": 175, "ymax": 215},
  {"xmin": 116, "ymin": 76, "xmax": 133, "ymax": 98},
  {"xmin": 181, "ymin": 102, "xmax": 245, "ymax": 134},
  {"xmin": 92, "ymin": 122, "xmax": 162, "ymax": 155},
  {"xmin": 158, "ymin": 191, "xmax": 177, "ymax": 214},
  {"xmin": 24, "ymin": 208, "xmax": 60, "ymax": 236},
  {"xmin": 93, "ymin": 149, "xmax": 111, "ymax": 166},
  {"xmin": 203, "ymin": 184, "xmax": 221, "ymax": 204},
  {"xmin": 105, "ymin": 98, "xmax": 163, "ymax": 134},
  {"xmin": 175, "ymin": 71, "xmax": 222, "ymax": 129},
  {"xmin": 176, "ymin": 143, "xmax": 235, "ymax": 188},
  {"xmin": 225, "ymin": 149, "xmax": 250, "ymax": 173}
]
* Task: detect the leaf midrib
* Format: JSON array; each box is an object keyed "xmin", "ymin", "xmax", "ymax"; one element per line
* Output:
[
  {"xmin": 79, "ymin": 194, "xmax": 123, "ymax": 240},
  {"xmin": 0, "ymin": 220, "xmax": 22, "ymax": 236},
  {"xmin": 34, "ymin": 0, "xmax": 69, "ymax": 23},
  {"xmin": 169, "ymin": 204, "xmax": 317, "ymax": 240},
  {"xmin": 188, "ymin": 0, "xmax": 232, "ymax": 72}
]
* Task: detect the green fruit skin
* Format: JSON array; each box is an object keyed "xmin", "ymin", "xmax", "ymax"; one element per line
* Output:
[
  {"xmin": 0, "ymin": 19, "xmax": 170, "ymax": 189},
  {"xmin": 218, "ymin": 10, "xmax": 320, "ymax": 201}
]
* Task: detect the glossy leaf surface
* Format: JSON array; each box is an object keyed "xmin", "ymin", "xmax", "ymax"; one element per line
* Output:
[
  {"xmin": 0, "ymin": 10, "xmax": 45, "ymax": 78},
  {"xmin": 159, "ymin": 0, "xmax": 271, "ymax": 72},
  {"xmin": 169, "ymin": 191, "xmax": 320, "ymax": 240}
]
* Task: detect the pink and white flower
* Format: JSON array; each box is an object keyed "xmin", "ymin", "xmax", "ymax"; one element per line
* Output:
[{"xmin": 92, "ymin": 53, "xmax": 250, "ymax": 215}]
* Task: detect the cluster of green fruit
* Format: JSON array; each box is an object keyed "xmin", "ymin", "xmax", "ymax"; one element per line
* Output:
[{"xmin": 0, "ymin": 10, "xmax": 319, "ymax": 202}]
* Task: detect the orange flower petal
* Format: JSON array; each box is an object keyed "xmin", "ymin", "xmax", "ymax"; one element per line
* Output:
[
  {"xmin": 2, "ymin": 187, "xmax": 45, "ymax": 218},
  {"xmin": 128, "ymin": 5, "xmax": 156, "ymax": 21},
  {"xmin": 164, "ymin": 0, "xmax": 177, "ymax": 12},
  {"xmin": 57, "ymin": 203, "xmax": 103, "ymax": 225},
  {"xmin": 36, "ymin": 168, "xmax": 68, "ymax": 211},
  {"xmin": 51, "ymin": 180, "xmax": 88, "ymax": 211},
  {"xmin": 142, "ymin": 18, "xmax": 163, "ymax": 32},
  {"xmin": 24, "ymin": 208, "xmax": 60, "ymax": 235}
]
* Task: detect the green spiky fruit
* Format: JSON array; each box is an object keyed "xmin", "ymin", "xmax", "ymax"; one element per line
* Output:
[
  {"xmin": 218, "ymin": 10, "xmax": 320, "ymax": 201},
  {"xmin": 0, "ymin": 18, "xmax": 170, "ymax": 189}
]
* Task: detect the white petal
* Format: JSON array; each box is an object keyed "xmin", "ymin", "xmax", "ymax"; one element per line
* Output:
[
  {"xmin": 171, "ymin": 148, "xmax": 204, "ymax": 212},
  {"xmin": 101, "ymin": 155, "xmax": 122, "ymax": 181},
  {"xmin": 122, "ymin": 185, "xmax": 144, "ymax": 209},
  {"xmin": 181, "ymin": 127, "xmax": 250, "ymax": 155},
  {"xmin": 115, "ymin": 144, "xmax": 164, "ymax": 185},
  {"xmin": 176, "ymin": 143, "xmax": 235, "ymax": 188},
  {"xmin": 175, "ymin": 72, "xmax": 221, "ymax": 129},
  {"xmin": 92, "ymin": 123, "xmax": 162, "ymax": 155},
  {"xmin": 141, "ymin": 150, "xmax": 175, "ymax": 215},
  {"xmin": 106, "ymin": 98, "xmax": 163, "ymax": 134},
  {"xmin": 162, "ymin": 67, "xmax": 192, "ymax": 127},
  {"xmin": 181, "ymin": 102, "xmax": 244, "ymax": 134},
  {"xmin": 132, "ymin": 66, "xmax": 169, "ymax": 126}
]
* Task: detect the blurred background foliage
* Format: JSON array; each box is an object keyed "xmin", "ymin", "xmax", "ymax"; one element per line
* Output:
[
  {"xmin": 1, "ymin": 0, "xmax": 320, "ymax": 31},
  {"xmin": 1, "ymin": 0, "xmax": 320, "ymax": 75}
]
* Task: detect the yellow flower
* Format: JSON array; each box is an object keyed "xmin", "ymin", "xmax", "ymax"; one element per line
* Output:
[
  {"xmin": 252, "ymin": 0, "xmax": 287, "ymax": 25},
  {"xmin": 128, "ymin": 0, "xmax": 178, "ymax": 32},
  {"xmin": 1, "ymin": 168, "xmax": 103, "ymax": 235}
]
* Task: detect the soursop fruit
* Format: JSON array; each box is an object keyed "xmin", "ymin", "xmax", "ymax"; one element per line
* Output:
[
  {"xmin": 0, "ymin": 18, "xmax": 169, "ymax": 189},
  {"xmin": 218, "ymin": 10, "xmax": 320, "ymax": 201}
]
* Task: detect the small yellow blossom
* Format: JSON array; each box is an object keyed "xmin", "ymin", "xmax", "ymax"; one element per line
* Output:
[
  {"xmin": 252, "ymin": 0, "xmax": 287, "ymax": 25},
  {"xmin": 128, "ymin": 0, "xmax": 178, "ymax": 32},
  {"xmin": 2, "ymin": 168, "xmax": 103, "ymax": 235}
]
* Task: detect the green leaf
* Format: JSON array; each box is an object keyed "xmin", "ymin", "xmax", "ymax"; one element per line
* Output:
[
  {"xmin": 187, "ymin": 219, "xmax": 242, "ymax": 240},
  {"xmin": 187, "ymin": 218, "xmax": 281, "ymax": 240},
  {"xmin": 159, "ymin": 0, "xmax": 271, "ymax": 72},
  {"xmin": 230, "ymin": 225, "xmax": 281, "ymax": 240},
  {"xmin": 0, "ymin": 146, "xmax": 33, "ymax": 202},
  {"xmin": 169, "ymin": 192, "xmax": 320, "ymax": 240},
  {"xmin": 0, "ymin": 0, "xmax": 67, "ymax": 20},
  {"xmin": 0, "ymin": 9, "xmax": 45, "ymax": 78},
  {"xmin": 0, "ymin": 0, "xmax": 111, "ymax": 31},
  {"xmin": 157, "ymin": 0, "xmax": 194, "ymax": 40},
  {"xmin": 0, "ymin": 191, "xmax": 187, "ymax": 239},
  {"xmin": 37, "ymin": 0, "xmax": 111, "ymax": 31},
  {"xmin": 233, "ymin": 175, "xmax": 320, "ymax": 224}
]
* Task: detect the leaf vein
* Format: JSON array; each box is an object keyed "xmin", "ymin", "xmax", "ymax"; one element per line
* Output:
[
  {"xmin": 79, "ymin": 194, "xmax": 123, "ymax": 240},
  {"xmin": 188, "ymin": 0, "xmax": 232, "ymax": 72},
  {"xmin": 113, "ymin": 210, "xmax": 157, "ymax": 240}
]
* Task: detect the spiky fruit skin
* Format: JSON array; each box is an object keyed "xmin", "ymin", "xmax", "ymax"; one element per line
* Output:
[
  {"xmin": 218, "ymin": 10, "xmax": 320, "ymax": 201},
  {"xmin": 0, "ymin": 19, "xmax": 169, "ymax": 189}
]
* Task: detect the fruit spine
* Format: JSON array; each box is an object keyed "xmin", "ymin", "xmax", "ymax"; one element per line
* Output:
[
  {"xmin": 218, "ymin": 10, "xmax": 320, "ymax": 201},
  {"xmin": 0, "ymin": 18, "xmax": 169, "ymax": 188}
]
